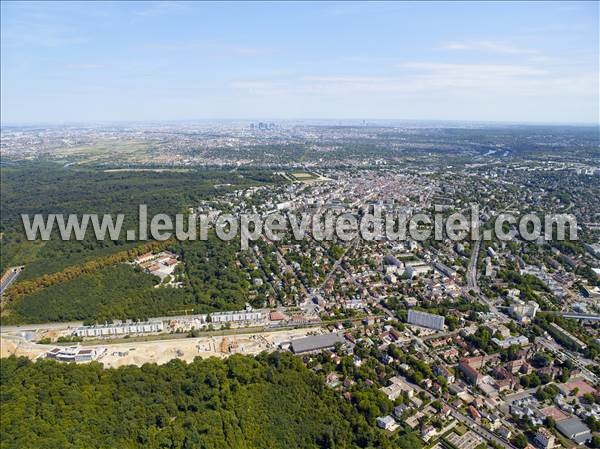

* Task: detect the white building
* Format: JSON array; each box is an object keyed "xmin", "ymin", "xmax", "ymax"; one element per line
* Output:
[
  {"xmin": 381, "ymin": 376, "xmax": 415, "ymax": 400},
  {"xmin": 509, "ymin": 299, "xmax": 539, "ymax": 323},
  {"xmin": 407, "ymin": 310, "xmax": 445, "ymax": 330},
  {"xmin": 492, "ymin": 335, "xmax": 529, "ymax": 349},
  {"xmin": 376, "ymin": 415, "xmax": 399, "ymax": 431},
  {"xmin": 210, "ymin": 310, "xmax": 264, "ymax": 323},
  {"xmin": 74, "ymin": 320, "xmax": 164, "ymax": 338},
  {"xmin": 46, "ymin": 346, "xmax": 107, "ymax": 362},
  {"xmin": 405, "ymin": 263, "xmax": 431, "ymax": 279}
]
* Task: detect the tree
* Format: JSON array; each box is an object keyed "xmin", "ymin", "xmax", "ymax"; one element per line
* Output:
[
  {"xmin": 0, "ymin": 353, "xmax": 405, "ymax": 449},
  {"xmin": 582, "ymin": 393, "xmax": 596, "ymax": 404},
  {"xmin": 512, "ymin": 433, "xmax": 529, "ymax": 449},
  {"xmin": 532, "ymin": 352, "xmax": 552, "ymax": 368}
]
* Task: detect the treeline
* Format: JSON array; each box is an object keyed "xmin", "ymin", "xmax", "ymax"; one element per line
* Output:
[{"xmin": 0, "ymin": 353, "xmax": 414, "ymax": 449}]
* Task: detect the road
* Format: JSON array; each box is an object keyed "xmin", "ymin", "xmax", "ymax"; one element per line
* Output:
[
  {"xmin": 400, "ymin": 373, "xmax": 516, "ymax": 449},
  {"xmin": 318, "ymin": 236, "xmax": 359, "ymax": 291},
  {"xmin": 0, "ymin": 266, "xmax": 24, "ymax": 296},
  {"xmin": 467, "ymin": 232, "xmax": 482, "ymax": 292},
  {"xmin": 536, "ymin": 337, "xmax": 599, "ymax": 386},
  {"xmin": 449, "ymin": 406, "xmax": 517, "ymax": 449},
  {"xmin": 553, "ymin": 312, "xmax": 600, "ymax": 322}
]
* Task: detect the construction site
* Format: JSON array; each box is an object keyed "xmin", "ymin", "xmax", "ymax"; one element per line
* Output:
[{"xmin": 0, "ymin": 327, "xmax": 326, "ymax": 368}]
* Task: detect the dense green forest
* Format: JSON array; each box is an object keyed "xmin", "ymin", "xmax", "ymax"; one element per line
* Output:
[
  {"xmin": 0, "ymin": 353, "xmax": 421, "ymax": 449},
  {"xmin": 0, "ymin": 162, "xmax": 274, "ymax": 275},
  {"xmin": 0, "ymin": 162, "xmax": 277, "ymax": 324},
  {"xmin": 3, "ymin": 234, "xmax": 260, "ymax": 324},
  {"xmin": 8, "ymin": 264, "xmax": 189, "ymax": 323}
]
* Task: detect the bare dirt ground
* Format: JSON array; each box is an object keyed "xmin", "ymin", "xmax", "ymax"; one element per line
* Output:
[
  {"xmin": 0, "ymin": 336, "xmax": 46, "ymax": 359},
  {"xmin": 99, "ymin": 327, "xmax": 323, "ymax": 368},
  {"xmin": 1, "ymin": 327, "xmax": 325, "ymax": 368}
]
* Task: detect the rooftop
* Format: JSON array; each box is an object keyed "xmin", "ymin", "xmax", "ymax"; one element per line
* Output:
[{"xmin": 290, "ymin": 333, "xmax": 345, "ymax": 354}]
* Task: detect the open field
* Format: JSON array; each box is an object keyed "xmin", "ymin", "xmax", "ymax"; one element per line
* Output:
[
  {"xmin": 284, "ymin": 171, "xmax": 332, "ymax": 183},
  {"xmin": 0, "ymin": 335, "xmax": 46, "ymax": 359},
  {"xmin": 291, "ymin": 172, "xmax": 317, "ymax": 179}
]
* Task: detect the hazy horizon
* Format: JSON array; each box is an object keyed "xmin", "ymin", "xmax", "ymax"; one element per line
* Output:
[{"xmin": 2, "ymin": 117, "xmax": 599, "ymax": 128}]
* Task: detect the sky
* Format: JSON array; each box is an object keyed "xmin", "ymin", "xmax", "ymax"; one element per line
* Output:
[{"xmin": 1, "ymin": 1, "xmax": 598, "ymax": 124}]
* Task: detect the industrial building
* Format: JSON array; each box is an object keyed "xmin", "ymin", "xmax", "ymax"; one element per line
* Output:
[
  {"xmin": 290, "ymin": 333, "xmax": 345, "ymax": 354},
  {"xmin": 407, "ymin": 309, "xmax": 445, "ymax": 330},
  {"xmin": 556, "ymin": 417, "xmax": 592, "ymax": 444}
]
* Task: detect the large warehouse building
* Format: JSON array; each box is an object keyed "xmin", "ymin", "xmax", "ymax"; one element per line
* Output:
[{"xmin": 290, "ymin": 333, "xmax": 345, "ymax": 354}]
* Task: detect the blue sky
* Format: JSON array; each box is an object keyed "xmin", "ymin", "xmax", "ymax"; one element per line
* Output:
[{"xmin": 1, "ymin": 1, "xmax": 598, "ymax": 124}]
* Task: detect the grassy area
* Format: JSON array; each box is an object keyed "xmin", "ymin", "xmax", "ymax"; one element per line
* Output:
[
  {"xmin": 291, "ymin": 172, "xmax": 316, "ymax": 179},
  {"xmin": 453, "ymin": 424, "xmax": 468, "ymax": 436}
]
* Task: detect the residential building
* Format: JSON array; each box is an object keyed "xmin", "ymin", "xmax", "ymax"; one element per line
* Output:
[
  {"xmin": 376, "ymin": 415, "xmax": 398, "ymax": 431},
  {"xmin": 407, "ymin": 310, "xmax": 445, "ymax": 330},
  {"xmin": 534, "ymin": 427, "xmax": 555, "ymax": 449},
  {"xmin": 381, "ymin": 376, "xmax": 415, "ymax": 400}
]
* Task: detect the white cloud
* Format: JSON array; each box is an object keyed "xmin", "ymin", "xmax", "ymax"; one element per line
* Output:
[
  {"xmin": 399, "ymin": 62, "xmax": 548, "ymax": 77},
  {"xmin": 1, "ymin": 22, "xmax": 87, "ymax": 48},
  {"xmin": 440, "ymin": 40, "xmax": 538, "ymax": 55},
  {"xmin": 229, "ymin": 80, "xmax": 290, "ymax": 96},
  {"xmin": 133, "ymin": 2, "xmax": 189, "ymax": 17},
  {"xmin": 230, "ymin": 60, "xmax": 596, "ymax": 100}
]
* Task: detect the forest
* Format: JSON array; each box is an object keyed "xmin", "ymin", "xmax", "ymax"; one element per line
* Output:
[
  {"xmin": 3, "ymin": 234, "xmax": 261, "ymax": 324},
  {"xmin": 0, "ymin": 162, "xmax": 275, "ymax": 275},
  {"xmin": 0, "ymin": 352, "xmax": 423, "ymax": 449},
  {"xmin": 0, "ymin": 162, "xmax": 277, "ymax": 324}
]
